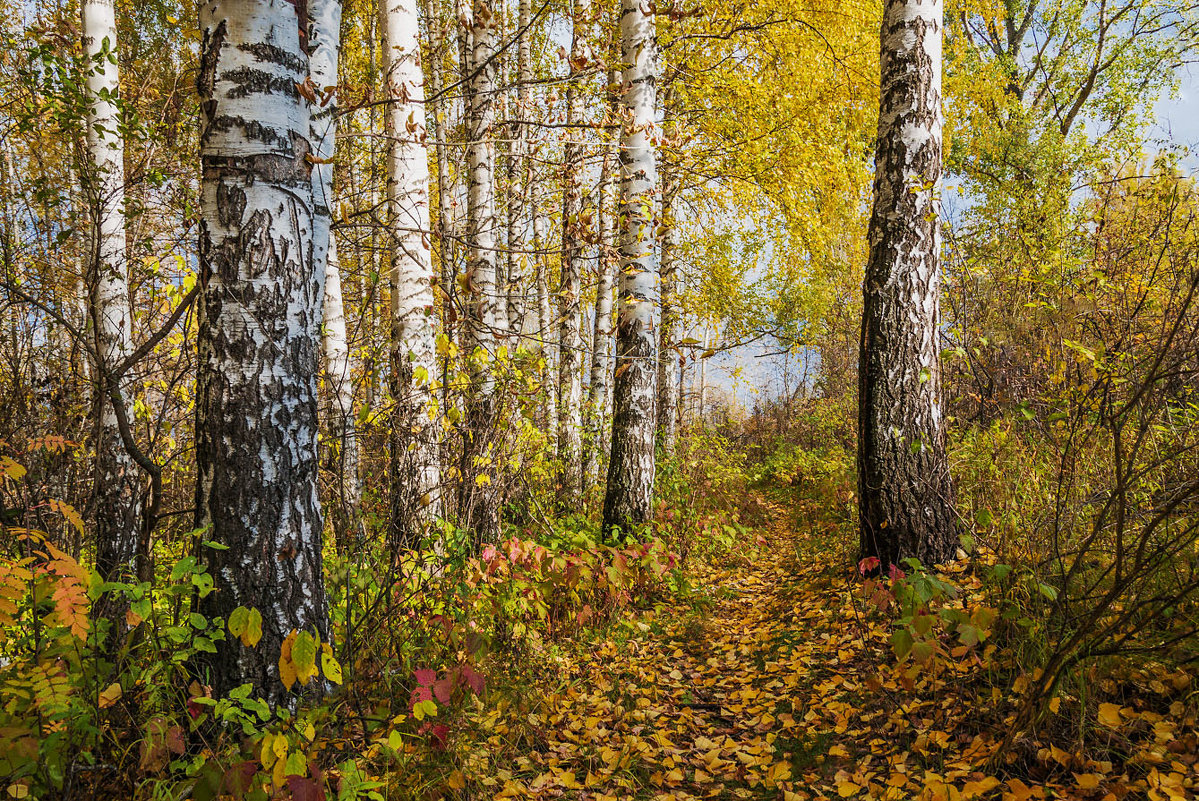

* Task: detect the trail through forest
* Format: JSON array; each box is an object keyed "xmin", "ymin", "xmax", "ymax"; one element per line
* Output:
[{"xmin": 448, "ymin": 494, "xmax": 1197, "ymax": 801}]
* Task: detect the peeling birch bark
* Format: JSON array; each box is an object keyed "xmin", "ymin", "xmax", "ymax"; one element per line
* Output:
[
  {"xmin": 194, "ymin": 0, "xmax": 329, "ymax": 705},
  {"xmin": 858, "ymin": 0, "xmax": 957, "ymax": 570},
  {"xmin": 603, "ymin": 0, "xmax": 659, "ymax": 536}
]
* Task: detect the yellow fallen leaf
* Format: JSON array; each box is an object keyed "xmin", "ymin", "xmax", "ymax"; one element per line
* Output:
[
  {"xmin": 837, "ymin": 780, "xmax": 862, "ymax": 797},
  {"xmin": 1098, "ymin": 703, "xmax": 1123, "ymax": 728},
  {"xmin": 1074, "ymin": 773, "xmax": 1103, "ymax": 790}
]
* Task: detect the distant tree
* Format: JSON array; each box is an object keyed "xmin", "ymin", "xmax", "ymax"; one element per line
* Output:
[
  {"xmin": 382, "ymin": 0, "xmax": 441, "ymax": 546},
  {"xmin": 459, "ymin": 0, "xmax": 506, "ymax": 542},
  {"xmin": 858, "ymin": 0, "xmax": 957, "ymax": 569}
]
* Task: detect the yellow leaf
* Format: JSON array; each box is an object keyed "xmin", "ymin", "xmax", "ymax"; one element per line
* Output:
[
  {"xmin": 279, "ymin": 631, "xmax": 298, "ymax": 690},
  {"xmin": 448, "ymin": 770, "xmax": 466, "ymax": 791},
  {"xmin": 836, "ymin": 780, "xmax": 862, "ymax": 797},
  {"xmin": 98, "ymin": 682, "xmax": 123, "ymax": 709},
  {"xmin": 1074, "ymin": 773, "xmax": 1103, "ymax": 790},
  {"xmin": 1098, "ymin": 703, "xmax": 1123, "ymax": 728},
  {"xmin": 47, "ymin": 500, "xmax": 84, "ymax": 535},
  {"xmin": 0, "ymin": 456, "xmax": 26, "ymax": 481}
]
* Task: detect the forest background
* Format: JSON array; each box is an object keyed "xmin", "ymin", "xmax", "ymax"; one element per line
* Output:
[{"xmin": 2, "ymin": 0, "xmax": 1199, "ymax": 799}]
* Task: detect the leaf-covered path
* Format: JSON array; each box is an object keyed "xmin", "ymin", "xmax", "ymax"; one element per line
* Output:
[{"xmin": 453, "ymin": 495, "xmax": 1199, "ymax": 801}]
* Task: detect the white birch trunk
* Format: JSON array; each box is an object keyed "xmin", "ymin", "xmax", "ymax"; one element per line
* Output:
[
  {"xmin": 557, "ymin": 0, "xmax": 590, "ymax": 501},
  {"xmin": 194, "ymin": 0, "xmax": 328, "ymax": 705},
  {"xmin": 459, "ymin": 0, "xmax": 505, "ymax": 541},
  {"xmin": 82, "ymin": 0, "xmax": 142, "ymax": 583},
  {"xmin": 505, "ymin": 0, "xmax": 532, "ymax": 338},
  {"xmin": 858, "ymin": 0, "xmax": 956, "ymax": 569},
  {"xmin": 584, "ymin": 143, "xmax": 615, "ymax": 490},
  {"xmin": 656, "ymin": 114, "xmax": 679, "ymax": 457},
  {"xmin": 533, "ymin": 199, "xmax": 558, "ymax": 441},
  {"xmin": 603, "ymin": 0, "xmax": 659, "ymax": 535},
  {"xmin": 309, "ymin": 0, "xmax": 361, "ymax": 547},
  {"xmin": 382, "ymin": 0, "xmax": 442, "ymax": 544}
]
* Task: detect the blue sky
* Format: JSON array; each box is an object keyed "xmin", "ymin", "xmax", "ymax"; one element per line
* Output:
[{"xmin": 1153, "ymin": 64, "xmax": 1199, "ymax": 168}]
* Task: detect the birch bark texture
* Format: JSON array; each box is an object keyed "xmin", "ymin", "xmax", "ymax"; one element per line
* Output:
[
  {"xmin": 603, "ymin": 0, "xmax": 659, "ymax": 536},
  {"xmin": 858, "ymin": 0, "xmax": 957, "ymax": 570},
  {"xmin": 505, "ymin": 0, "xmax": 532, "ymax": 337},
  {"xmin": 310, "ymin": 0, "xmax": 361, "ymax": 546},
  {"xmin": 382, "ymin": 0, "xmax": 442, "ymax": 545},
  {"xmin": 194, "ymin": 0, "xmax": 329, "ymax": 704},
  {"xmin": 558, "ymin": 0, "xmax": 591, "ymax": 501},
  {"xmin": 656, "ymin": 96, "xmax": 680, "ymax": 457},
  {"xmin": 585, "ymin": 132, "xmax": 616, "ymax": 489},
  {"xmin": 81, "ymin": 0, "xmax": 142, "ymax": 584},
  {"xmin": 459, "ymin": 0, "xmax": 506, "ymax": 541}
]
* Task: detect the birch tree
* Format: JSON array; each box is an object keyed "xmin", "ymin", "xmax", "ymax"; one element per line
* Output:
[
  {"xmin": 585, "ymin": 144, "xmax": 615, "ymax": 489},
  {"xmin": 309, "ymin": 0, "xmax": 360, "ymax": 546},
  {"xmin": 382, "ymin": 0, "xmax": 442, "ymax": 545},
  {"xmin": 858, "ymin": 0, "xmax": 957, "ymax": 571},
  {"xmin": 81, "ymin": 0, "xmax": 142, "ymax": 585},
  {"xmin": 656, "ymin": 93, "xmax": 680, "ymax": 457},
  {"xmin": 194, "ymin": 0, "xmax": 328, "ymax": 703},
  {"xmin": 459, "ymin": 0, "xmax": 505, "ymax": 540},
  {"xmin": 603, "ymin": 0, "xmax": 659, "ymax": 536},
  {"xmin": 558, "ymin": 0, "xmax": 590, "ymax": 500},
  {"xmin": 505, "ymin": 0, "xmax": 532, "ymax": 337}
]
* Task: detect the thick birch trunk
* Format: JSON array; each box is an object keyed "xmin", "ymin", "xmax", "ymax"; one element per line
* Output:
[
  {"xmin": 309, "ymin": 0, "xmax": 361, "ymax": 548},
  {"xmin": 603, "ymin": 0, "xmax": 659, "ymax": 536},
  {"xmin": 382, "ymin": 0, "xmax": 442, "ymax": 546},
  {"xmin": 858, "ymin": 0, "xmax": 957, "ymax": 571},
  {"xmin": 81, "ymin": 0, "xmax": 142, "ymax": 585},
  {"xmin": 195, "ymin": 0, "xmax": 328, "ymax": 705},
  {"xmin": 459, "ymin": 0, "xmax": 505, "ymax": 542},
  {"xmin": 557, "ymin": 0, "xmax": 590, "ymax": 501}
]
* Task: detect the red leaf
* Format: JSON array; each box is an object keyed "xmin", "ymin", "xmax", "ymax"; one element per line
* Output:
[
  {"xmin": 433, "ymin": 676, "xmax": 455, "ymax": 704},
  {"xmin": 460, "ymin": 663, "xmax": 485, "ymax": 696},
  {"xmin": 414, "ymin": 668, "xmax": 436, "ymax": 687},
  {"xmin": 858, "ymin": 556, "xmax": 881, "ymax": 576},
  {"xmin": 285, "ymin": 775, "xmax": 326, "ymax": 801},
  {"xmin": 222, "ymin": 761, "xmax": 258, "ymax": 795},
  {"xmin": 410, "ymin": 685, "xmax": 432, "ymax": 708}
]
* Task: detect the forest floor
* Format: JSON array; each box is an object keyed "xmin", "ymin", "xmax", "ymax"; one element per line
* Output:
[{"xmin": 437, "ymin": 491, "xmax": 1198, "ymax": 801}]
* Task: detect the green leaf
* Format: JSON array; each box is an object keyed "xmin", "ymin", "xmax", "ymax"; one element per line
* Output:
[
  {"xmin": 228, "ymin": 607, "xmax": 249, "ymax": 638},
  {"xmin": 891, "ymin": 629, "xmax": 914, "ymax": 661},
  {"xmin": 284, "ymin": 750, "xmax": 307, "ymax": 777},
  {"xmin": 292, "ymin": 631, "xmax": 319, "ymax": 684}
]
